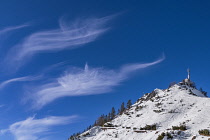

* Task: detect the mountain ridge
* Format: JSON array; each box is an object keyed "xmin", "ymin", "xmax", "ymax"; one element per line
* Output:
[{"xmin": 69, "ymin": 77, "xmax": 210, "ymax": 140}]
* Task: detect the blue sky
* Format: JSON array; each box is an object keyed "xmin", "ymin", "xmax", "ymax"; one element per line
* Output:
[{"xmin": 0, "ymin": 0, "xmax": 210, "ymax": 139}]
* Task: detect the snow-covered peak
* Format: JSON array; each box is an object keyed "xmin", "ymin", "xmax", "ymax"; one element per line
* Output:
[
  {"xmin": 168, "ymin": 83, "xmax": 206, "ymax": 97},
  {"xmin": 72, "ymin": 80, "xmax": 209, "ymax": 140}
]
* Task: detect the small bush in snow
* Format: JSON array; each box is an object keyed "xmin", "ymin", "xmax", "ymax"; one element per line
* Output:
[
  {"xmin": 166, "ymin": 132, "xmax": 173, "ymax": 139},
  {"xmin": 140, "ymin": 124, "xmax": 156, "ymax": 130},
  {"xmin": 153, "ymin": 109, "xmax": 163, "ymax": 113},
  {"xmin": 177, "ymin": 131, "xmax": 182, "ymax": 135},
  {"xmin": 168, "ymin": 109, "xmax": 176, "ymax": 113},
  {"xmin": 156, "ymin": 133, "xmax": 165, "ymax": 140},
  {"xmin": 156, "ymin": 132, "xmax": 173, "ymax": 140},
  {"xmin": 150, "ymin": 98, "xmax": 154, "ymax": 102},
  {"xmin": 82, "ymin": 132, "xmax": 90, "ymax": 137},
  {"xmin": 192, "ymin": 136, "xmax": 196, "ymax": 140},
  {"xmin": 156, "ymin": 132, "xmax": 165, "ymax": 140},
  {"xmin": 135, "ymin": 105, "xmax": 144, "ymax": 111},
  {"xmin": 198, "ymin": 129, "xmax": 210, "ymax": 136},
  {"xmin": 104, "ymin": 122, "xmax": 114, "ymax": 127},
  {"xmin": 172, "ymin": 125, "xmax": 187, "ymax": 131},
  {"xmin": 136, "ymin": 114, "xmax": 141, "ymax": 117},
  {"xmin": 155, "ymin": 103, "xmax": 162, "ymax": 107}
]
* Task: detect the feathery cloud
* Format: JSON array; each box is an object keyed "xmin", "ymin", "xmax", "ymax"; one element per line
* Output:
[
  {"xmin": 0, "ymin": 76, "xmax": 42, "ymax": 90},
  {"xmin": 0, "ymin": 24, "xmax": 29, "ymax": 36},
  {"xmin": 29, "ymin": 54, "xmax": 165, "ymax": 109},
  {"xmin": 1, "ymin": 115, "xmax": 78, "ymax": 140},
  {"xmin": 5, "ymin": 15, "xmax": 114, "ymax": 70}
]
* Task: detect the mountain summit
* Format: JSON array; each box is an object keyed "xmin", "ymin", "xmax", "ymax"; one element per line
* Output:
[{"xmin": 70, "ymin": 71, "xmax": 210, "ymax": 140}]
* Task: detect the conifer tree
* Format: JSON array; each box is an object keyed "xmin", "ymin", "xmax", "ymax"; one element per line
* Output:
[
  {"xmin": 104, "ymin": 115, "xmax": 108, "ymax": 123},
  {"xmin": 120, "ymin": 102, "xmax": 125, "ymax": 115},
  {"xmin": 127, "ymin": 99, "xmax": 132, "ymax": 109},
  {"xmin": 111, "ymin": 107, "xmax": 116, "ymax": 120},
  {"xmin": 117, "ymin": 109, "xmax": 120, "ymax": 115},
  {"xmin": 95, "ymin": 114, "xmax": 106, "ymax": 126},
  {"xmin": 108, "ymin": 112, "xmax": 111, "ymax": 122}
]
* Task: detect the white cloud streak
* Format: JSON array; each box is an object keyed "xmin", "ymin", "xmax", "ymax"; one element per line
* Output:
[
  {"xmin": 0, "ymin": 24, "xmax": 29, "ymax": 36},
  {"xmin": 0, "ymin": 76, "xmax": 42, "ymax": 89},
  {"xmin": 29, "ymin": 55, "xmax": 165, "ymax": 109},
  {"xmin": 2, "ymin": 115, "xmax": 77, "ymax": 140},
  {"xmin": 0, "ymin": 62, "xmax": 68, "ymax": 90},
  {"xmin": 5, "ymin": 15, "xmax": 114, "ymax": 70}
]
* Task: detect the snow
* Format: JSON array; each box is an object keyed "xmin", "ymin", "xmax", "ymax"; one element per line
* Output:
[{"xmin": 77, "ymin": 83, "xmax": 210, "ymax": 140}]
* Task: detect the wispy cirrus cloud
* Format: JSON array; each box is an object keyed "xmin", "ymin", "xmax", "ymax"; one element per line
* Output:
[
  {"xmin": 0, "ymin": 61, "xmax": 68, "ymax": 90},
  {"xmin": 1, "ymin": 115, "xmax": 78, "ymax": 140},
  {"xmin": 5, "ymin": 15, "xmax": 114, "ymax": 70},
  {"xmin": 0, "ymin": 75, "xmax": 42, "ymax": 90},
  {"xmin": 0, "ymin": 24, "xmax": 29, "ymax": 36},
  {"xmin": 28, "ymin": 54, "xmax": 165, "ymax": 109}
]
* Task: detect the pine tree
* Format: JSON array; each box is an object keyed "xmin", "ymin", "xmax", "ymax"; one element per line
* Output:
[
  {"xmin": 127, "ymin": 99, "xmax": 132, "ymax": 109},
  {"xmin": 110, "ymin": 107, "xmax": 116, "ymax": 120},
  {"xmin": 120, "ymin": 102, "xmax": 125, "ymax": 115},
  {"xmin": 117, "ymin": 109, "xmax": 120, "ymax": 115},
  {"xmin": 95, "ymin": 115, "xmax": 106, "ymax": 126},
  {"xmin": 87, "ymin": 125, "xmax": 92, "ymax": 130},
  {"xmin": 107, "ymin": 112, "xmax": 111, "ymax": 122},
  {"xmin": 104, "ymin": 115, "xmax": 108, "ymax": 123},
  {"xmin": 100, "ymin": 114, "xmax": 105, "ymax": 126},
  {"xmin": 94, "ymin": 120, "xmax": 97, "ymax": 126}
]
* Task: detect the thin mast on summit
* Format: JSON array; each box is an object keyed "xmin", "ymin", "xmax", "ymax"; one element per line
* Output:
[{"xmin": 187, "ymin": 68, "xmax": 190, "ymax": 80}]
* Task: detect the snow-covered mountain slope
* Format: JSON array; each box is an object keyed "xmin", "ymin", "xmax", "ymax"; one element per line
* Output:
[{"xmin": 76, "ymin": 82, "xmax": 210, "ymax": 140}]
